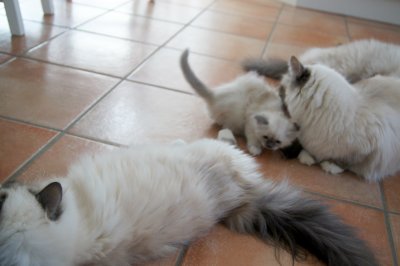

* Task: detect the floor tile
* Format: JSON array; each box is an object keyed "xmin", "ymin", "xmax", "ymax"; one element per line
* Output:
[
  {"xmin": 0, "ymin": 16, "xmax": 66, "ymax": 54},
  {"xmin": 166, "ymin": 27, "xmax": 265, "ymax": 61},
  {"xmin": 271, "ymin": 24, "xmax": 349, "ymax": 50},
  {"xmin": 263, "ymin": 43, "xmax": 308, "ymax": 60},
  {"xmin": 382, "ymin": 175, "xmax": 400, "ymax": 213},
  {"xmin": 346, "ymin": 16, "xmax": 400, "ymax": 32},
  {"xmin": 0, "ymin": 119, "xmax": 56, "ymax": 182},
  {"xmin": 278, "ymin": 6, "xmax": 347, "ymax": 37},
  {"xmin": 182, "ymin": 225, "xmax": 322, "ymax": 266},
  {"xmin": 69, "ymin": 0, "xmax": 129, "ymax": 9},
  {"xmin": 17, "ymin": 134, "xmax": 115, "ymax": 182},
  {"xmin": 255, "ymin": 151, "xmax": 382, "ymax": 208},
  {"xmin": 325, "ymin": 199, "xmax": 392, "ymax": 266},
  {"xmin": 347, "ymin": 21, "xmax": 400, "ymax": 44},
  {"xmin": 129, "ymin": 48, "xmax": 242, "ymax": 93},
  {"xmin": 390, "ymin": 214, "xmax": 400, "ymax": 264},
  {"xmin": 78, "ymin": 12, "xmax": 183, "ymax": 45},
  {"xmin": 0, "ymin": 0, "xmax": 107, "ymax": 28},
  {"xmin": 137, "ymin": 251, "xmax": 179, "ymax": 266},
  {"xmin": 69, "ymin": 81, "xmax": 214, "ymax": 145},
  {"xmin": 156, "ymin": 0, "xmax": 214, "ymax": 9},
  {"xmin": 0, "ymin": 53, "xmax": 12, "ymax": 64},
  {"xmin": 210, "ymin": 0, "xmax": 280, "ymax": 22},
  {"xmin": 240, "ymin": 0, "xmax": 283, "ymax": 7},
  {"xmin": 26, "ymin": 30, "xmax": 157, "ymax": 77},
  {"xmin": 191, "ymin": 10, "xmax": 274, "ymax": 40},
  {"xmin": 116, "ymin": 1, "xmax": 202, "ymax": 24},
  {"xmin": 0, "ymin": 58, "xmax": 118, "ymax": 129}
]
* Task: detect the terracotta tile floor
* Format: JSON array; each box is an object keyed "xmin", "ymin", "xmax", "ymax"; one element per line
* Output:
[{"xmin": 0, "ymin": 0, "xmax": 399, "ymax": 265}]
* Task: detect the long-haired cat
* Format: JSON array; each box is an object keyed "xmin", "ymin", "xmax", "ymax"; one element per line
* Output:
[
  {"xmin": 180, "ymin": 49, "xmax": 299, "ymax": 156},
  {"xmin": 0, "ymin": 135, "xmax": 377, "ymax": 266},
  {"xmin": 243, "ymin": 40, "xmax": 400, "ymax": 181}
]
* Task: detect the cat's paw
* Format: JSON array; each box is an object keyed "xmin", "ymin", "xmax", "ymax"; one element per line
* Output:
[
  {"xmin": 217, "ymin": 129, "xmax": 237, "ymax": 146},
  {"xmin": 248, "ymin": 145, "xmax": 262, "ymax": 156},
  {"xmin": 320, "ymin": 161, "xmax": 344, "ymax": 175},
  {"xmin": 298, "ymin": 150, "xmax": 316, "ymax": 166},
  {"xmin": 171, "ymin": 139, "xmax": 186, "ymax": 146}
]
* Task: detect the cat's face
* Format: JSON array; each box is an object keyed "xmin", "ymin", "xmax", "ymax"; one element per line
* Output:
[
  {"xmin": 252, "ymin": 112, "xmax": 299, "ymax": 150},
  {"xmin": 0, "ymin": 181, "xmax": 63, "ymax": 265}
]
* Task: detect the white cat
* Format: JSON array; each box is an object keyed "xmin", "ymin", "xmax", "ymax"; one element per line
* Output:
[
  {"xmin": 243, "ymin": 40, "xmax": 400, "ymax": 181},
  {"xmin": 0, "ymin": 135, "xmax": 376, "ymax": 266},
  {"xmin": 180, "ymin": 50, "xmax": 299, "ymax": 156}
]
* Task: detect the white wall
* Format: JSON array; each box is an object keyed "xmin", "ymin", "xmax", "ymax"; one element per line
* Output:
[{"xmin": 282, "ymin": 0, "xmax": 400, "ymax": 25}]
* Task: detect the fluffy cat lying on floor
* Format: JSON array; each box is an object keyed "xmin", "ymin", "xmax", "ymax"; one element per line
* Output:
[
  {"xmin": 180, "ymin": 49, "xmax": 299, "ymax": 156},
  {"xmin": 0, "ymin": 133, "xmax": 376, "ymax": 266},
  {"xmin": 243, "ymin": 39, "xmax": 400, "ymax": 182}
]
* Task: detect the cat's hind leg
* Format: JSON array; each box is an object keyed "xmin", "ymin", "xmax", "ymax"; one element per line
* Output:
[{"xmin": 217, "ymin": 128, "xmax": 237, "ymax": 146}]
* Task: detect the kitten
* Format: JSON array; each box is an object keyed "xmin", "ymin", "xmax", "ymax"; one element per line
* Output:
[
  {"xmin": 243, "ymin": 40, "xmax": 400, "ymax": 181},
  {"xmin": 180, "ymin": 49, "xmax": 299, "ymax": 156},
  {"xmin": 0, "ymin": 136, "xmax": 377, "ymax": 266}
]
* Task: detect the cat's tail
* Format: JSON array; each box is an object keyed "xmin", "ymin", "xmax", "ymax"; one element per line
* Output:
[
  {"xmin": 242, "ymin": 58, "xmax": 288, "ymax": 79},
  {"xmin": 224, "ymin": 180, "xmax": 378, "ymax": 266},
  {"xmin": 180, "ymin": 49, "xmax": 214, "ymax": 103}
]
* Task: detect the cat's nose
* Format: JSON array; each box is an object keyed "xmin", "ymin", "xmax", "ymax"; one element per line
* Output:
[{"xmin": 265, "ymin": 140, "xmax": 275, "ymax": 149}]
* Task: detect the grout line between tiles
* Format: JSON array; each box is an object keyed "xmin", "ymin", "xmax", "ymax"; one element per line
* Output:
[
  {"xmin": 344, "ymin": 16, "xmax": 353, "ymax": 41},
  {"xmin": 5, "ymin": 132, "xmax": 63, "ymax": 182},
  {"xmin": 260, "ymin": 3, "xmax": 285, "ymax": 58},
  {"xmin": 304, "ymin": 190, "xmax": 384, "ymax": 212},
  {"xmin": 64, "ymin": 132, "xmax": 127, "ymax": 149},
  {"xmin": 379, "ymin": 183, "xmax": 399, "ymax": 266},
  {"xmin": 0, "ymin": 115, "xmax": 62, "ymax": 133}
]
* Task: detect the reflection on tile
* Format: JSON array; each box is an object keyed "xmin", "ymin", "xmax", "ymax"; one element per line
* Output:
[
  {"xmin": 117, "ymin": 1, "xmax": 202, "ymax": 24},
  {"xmin": 70, "ymin": 0, "xmax": 129, "ymax": 9},
  {"xmin": 0, "ymin": 58, "xmax": 118, "ymax": 129},
  {"xmin": 78, "ymin": 12, "xmax": 183, "ymax": 45},
  {"xmin": 210, "ymin": 0, "xmax": 280, "ymax": 21},
  {"xmin": 0, "ymin": 16, "xmax": 66, "ymax": 54},
  {"xmin": 129, "ymin": 48, "xmax": 242, "ymax": 93},
  {"xmin": 156, "ymin": 0, "xmax": 214, "ymax": 9},
  {"xmin": 18, "ymin": 134, "xmax": 115, "ymax": 182},
  {"xmin": 182, "ymin": 225, "xmax": 322, "ymax": 266},
  {"xmin": 278, "ymin": 6, "xmax": 347, "ymax": 36},
  {"xmin": 0, "ymin": 53, "xmax": 12, "ymax": 64},
  {"xmin": 166, "ymin": 27, "xmax": 265, "ymax": 61},
  {"xmin": 382, "ymin": 174, "xmax": 400, "ymax": 213},
  {"xmin": 271, "ymin": 24, "xmax": 349, "ymax": 49},
  {"xmin": 69, "ymin": 81, "xmax": 214, "ymax": 145},
  {"xmin": 26, "ymin": 31, "xmax": 157, "ymax": 77},
  {"xmin": 0, "ymin": 0, "xmax": 106, "ymax": 27},
  {"xmin": 347, "ymin": 22, "xmax": 400, "ymax": 44},
  {"xmin": 326, "ymin": 199, "xmax": 392, "ymax": 266},
  {"xmin": 192, "ymin": 10, "xmax": 274, "ymax": 40},
  {"xmin": 390, "ymin": 214, "xmax": 400, "ymax": 264},
  {"xmin": 0, "ymin": 119, "xmax": 56, "ymax": 182},
  {"xmin": 256, "ymin": 152, "xmax": 382, "ymax": 208}
]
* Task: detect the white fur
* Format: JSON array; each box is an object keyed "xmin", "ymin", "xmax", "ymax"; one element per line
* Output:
[
  {"xmin": 203, "ymin": 72, "xmax": 298, "ymax": 155},
  {"xmin": 0, "ymin": 139, "xmax": 265, "ymax": 266},
  {"xmin": 282, "ymin": 41, "xmax": 400, "ymax": 181}
]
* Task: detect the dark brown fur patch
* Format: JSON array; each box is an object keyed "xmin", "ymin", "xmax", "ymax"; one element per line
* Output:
[{"xmin": 278, "ymin": 85, "xmax": 291, "ymax": 119}]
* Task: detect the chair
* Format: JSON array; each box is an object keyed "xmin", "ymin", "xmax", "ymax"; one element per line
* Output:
[{"xmin": 1, "ymin": 0, "xmax": 54, "ymax": 36}]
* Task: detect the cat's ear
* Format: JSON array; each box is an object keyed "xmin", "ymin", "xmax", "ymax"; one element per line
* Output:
[
  {"xmin": 289, "ymin": 56, "xmax": 305, "ymax": 79},
  {"xmin": 37, "ymin": 182, "xmax": 63, "ymax": 221},
  {"xmin": 254, "ymin": 115, "xmax": 269, "ymax": 125}
]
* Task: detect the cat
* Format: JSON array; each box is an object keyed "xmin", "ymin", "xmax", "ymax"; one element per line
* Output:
[
  {"xmin": 0, "ymin": 134, "xmax": 377, "ymax": 266},
  {"xmin": 180, "ymin": 49, "xmax": 299, "ymax": 156},
  {"xmin": 243, "ymin": 39, "xmax": 400, "ymax": 181}
]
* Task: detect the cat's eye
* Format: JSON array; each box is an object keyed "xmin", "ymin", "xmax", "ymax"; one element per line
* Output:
[
  {"xmin": 276, "ymin": 140, "xmax": 281, "ymax": 144},
  {"xmin": 263, "ymin": 136, "xmax": 270, "ymax": 140}
]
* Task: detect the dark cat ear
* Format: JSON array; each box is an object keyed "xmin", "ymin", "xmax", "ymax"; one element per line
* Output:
[
  {"xmin": 37, "ymin": 182, "xmax": 63, "ymax": 221},
  {"xmin": 289, "ymin": 56, "xmax": 305, "ymax": 79},
  {"xmin": 254, "ymin": 115, "xmax": 269, "ymax": 125}
]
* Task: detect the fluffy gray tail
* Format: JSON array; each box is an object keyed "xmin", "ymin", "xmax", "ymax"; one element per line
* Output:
[
  {"xmin": 180, "ymin": 49, "xmax": 214, "ymax": 102},
  {"xmin": 224, "ymin": 181, "xmax": 378, "ymax": 266},
  {"xmin": 242, "ymin": 58, "xmax": 288, "ymax": 79}
]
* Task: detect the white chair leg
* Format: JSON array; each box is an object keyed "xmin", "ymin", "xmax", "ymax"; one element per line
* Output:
[
  {"xmin": 41, "ymin": 0, "xmax": 54, "ymax": 15},
  {"xmin": 3, "ymin": 0, "xmax": 25, "ymax": 36}
]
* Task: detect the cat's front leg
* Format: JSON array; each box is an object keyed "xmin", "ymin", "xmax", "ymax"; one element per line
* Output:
[
  {"xmin": 217, "ymin": 128, "xmax": 237, "ymax": 146},
  {"xmin": 320, "ymin": 161, "xmax": 344, "ymax": 175},
  {"xmin": 245, "ymin": 123, "xmax": 263, "ymax": 156},
  {"xmin": 298, "ymin": 149, "xmax": 316, "ymax": 165}
]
